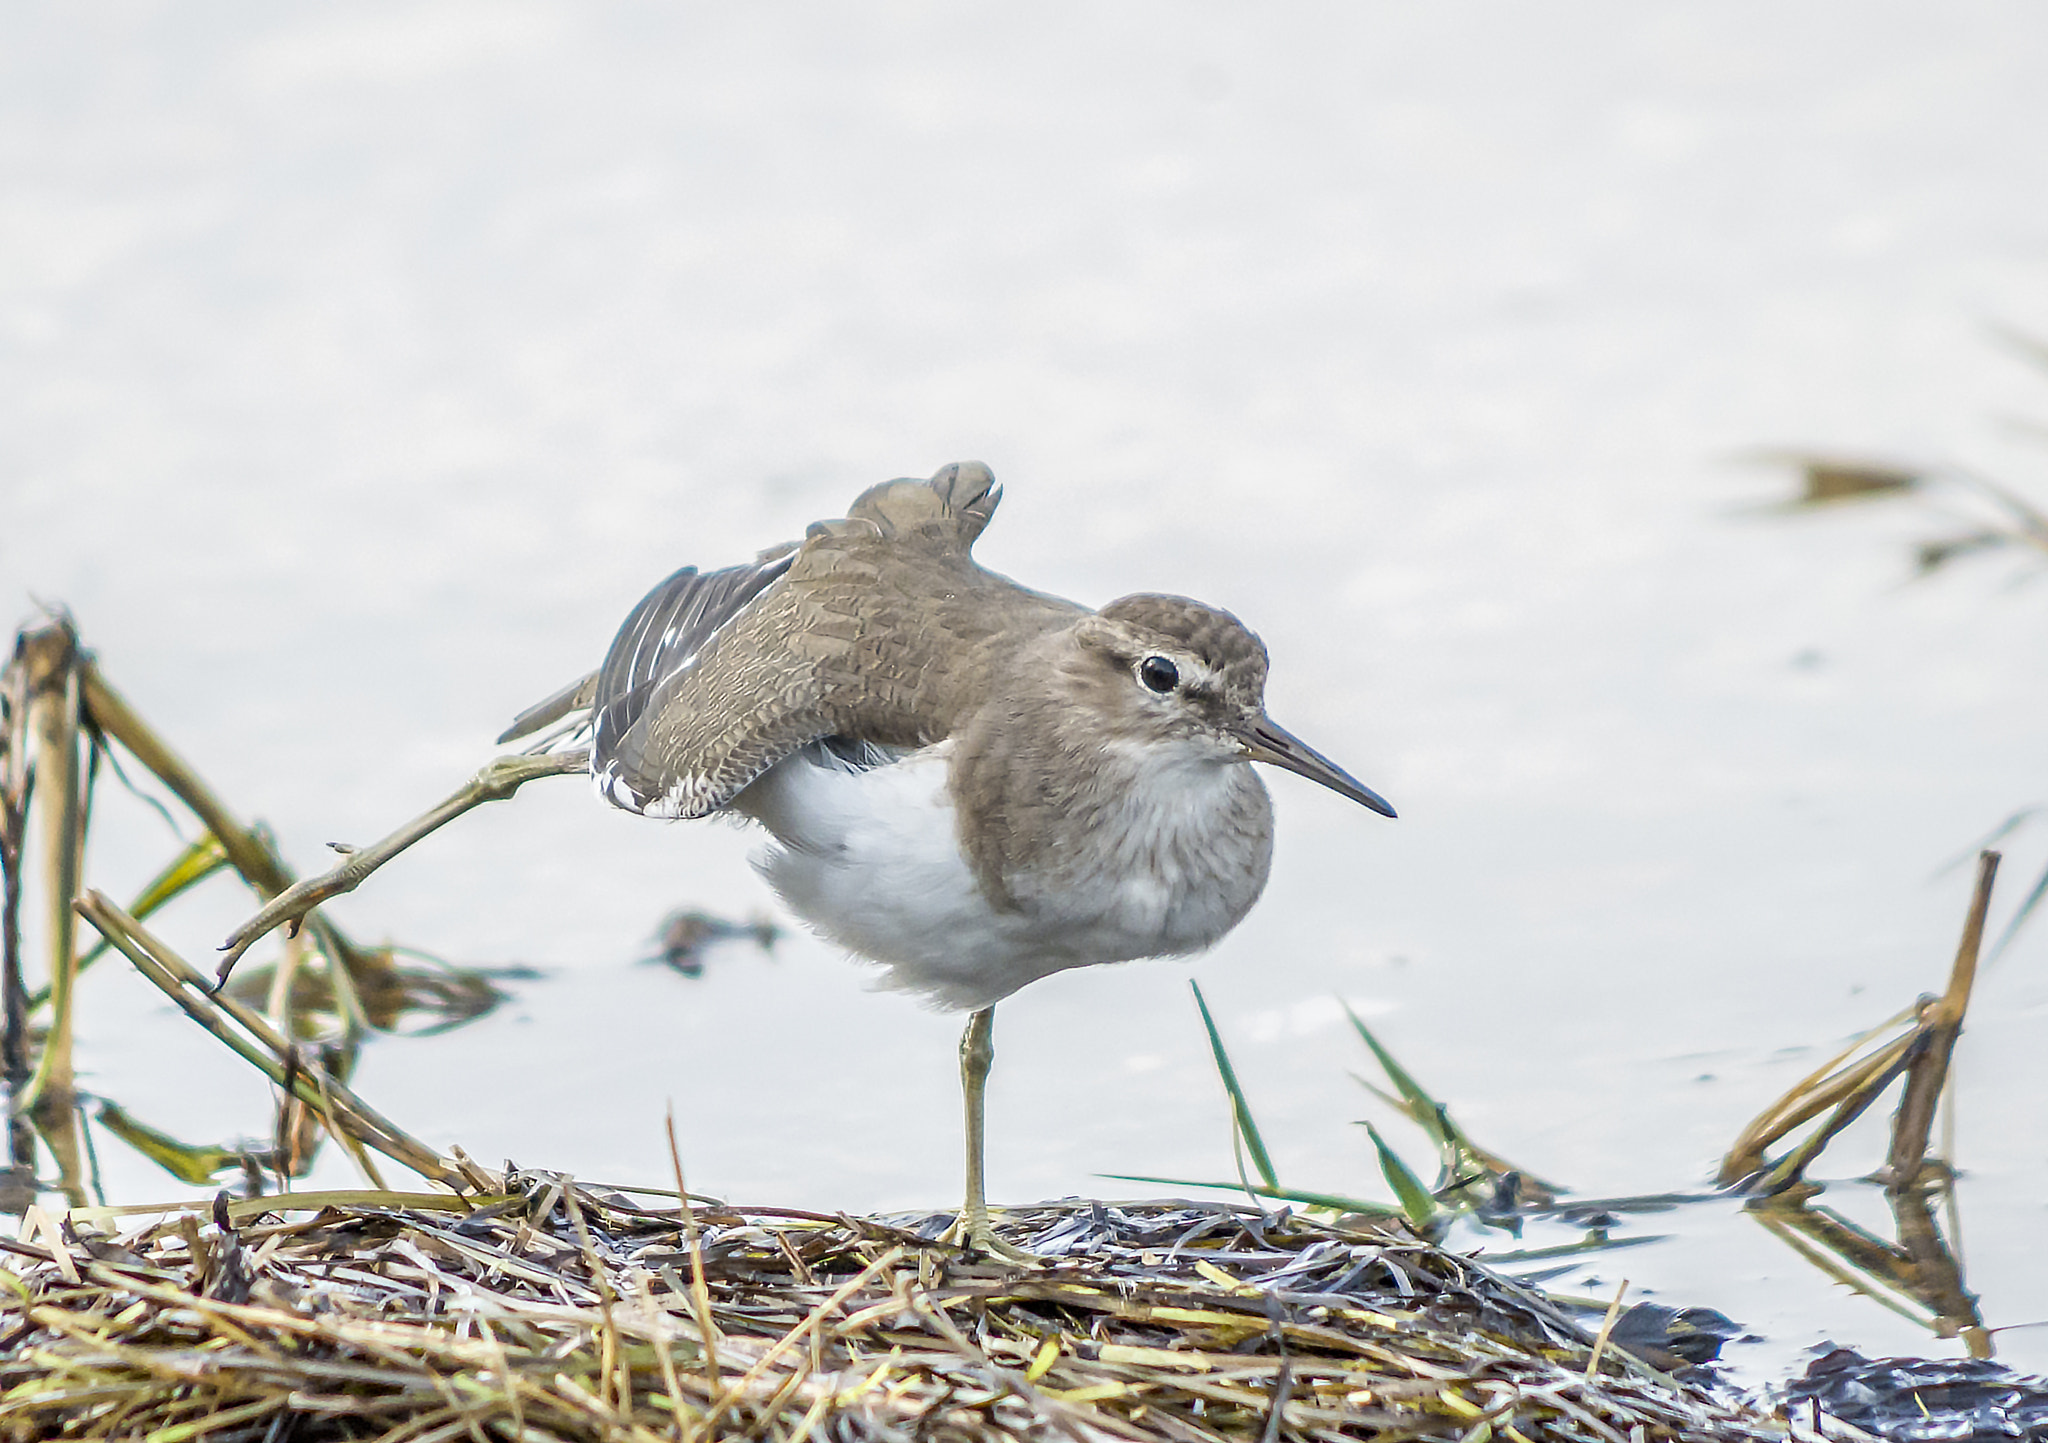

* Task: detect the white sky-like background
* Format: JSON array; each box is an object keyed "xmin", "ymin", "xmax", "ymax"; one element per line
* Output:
[{"xmin": 7, "ymin": 2, "xmax": 2048, "ymax": 1380}]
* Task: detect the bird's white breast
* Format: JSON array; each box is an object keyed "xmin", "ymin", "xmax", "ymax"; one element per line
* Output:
[{"xmin": 734, "ymin": 740, "xmax": 1271, "ymax": 1010}]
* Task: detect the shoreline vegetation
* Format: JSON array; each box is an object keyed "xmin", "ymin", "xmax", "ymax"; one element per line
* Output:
[
  {"xmin": 0, "ymin": 615, "xmax": 2027, "ymax": 1439},
  {"xmin": 2, "ymin": 1177, "xmax": 1808, "ymax": 1443}
]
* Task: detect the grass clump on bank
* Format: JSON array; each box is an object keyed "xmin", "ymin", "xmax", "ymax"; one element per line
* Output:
[{"xmin": 3, "ymin": 1179, "xmax": 1801, "ymax": 1443}]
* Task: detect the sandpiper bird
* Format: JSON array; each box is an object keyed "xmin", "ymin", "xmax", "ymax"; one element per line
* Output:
[{"xmin": 499, "ymin": 461, "xmax": 1395, "ymax": 1255}]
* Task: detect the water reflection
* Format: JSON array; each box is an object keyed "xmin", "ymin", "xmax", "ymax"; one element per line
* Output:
[{"xmin": 1752, "ymin": 1184, "xmax": 1983, "ymax": 1358}]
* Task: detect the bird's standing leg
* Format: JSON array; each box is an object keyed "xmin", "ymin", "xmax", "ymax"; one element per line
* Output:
[
  {"xmin": 960, "ymin": 1006, "xmax": 996, "ymax": 1235},
  {"xmin": 947, "ymin": 1005, "xmax": 1032, "ymax": 1261}
]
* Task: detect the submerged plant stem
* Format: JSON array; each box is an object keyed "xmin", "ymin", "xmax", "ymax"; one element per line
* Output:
[
  {"xmin": 1887, "ymin": 851, "xmax": 1997, "ymax": 1189},
  {"xmin": 73, "ymin": 890, "xmax": 462, "ymax": 1190}
]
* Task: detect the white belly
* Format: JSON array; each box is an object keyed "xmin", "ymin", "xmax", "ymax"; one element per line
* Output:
[{"xmin": 734, "ymin": 742, "xmax": 1267, "ymax": 1010}]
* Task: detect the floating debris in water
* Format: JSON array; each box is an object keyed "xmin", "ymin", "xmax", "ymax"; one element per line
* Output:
[
  {"xmin": 1784, "ymin": 1347, "xmax": 2048, "ymax": 1442},
  {"xmin": 648, "ymin": 908, "xmax": 780, "ymax": 976},
  {"xmin": 1603, "ymin": 1304, "xmax": 1751, "ymax": 1374}
]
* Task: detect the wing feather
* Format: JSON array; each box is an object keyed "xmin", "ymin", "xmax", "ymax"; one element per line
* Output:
[
  {"xmin": 591, "ymin": 551, "xmax": 798, "ymax": 814},
  {"xmin": 496, "ymin": 672, "xmax": 598, "ymax": 745},
  {"xmin": 583, "ymin": 461, "xmax": 1082, "ymax": 821}
]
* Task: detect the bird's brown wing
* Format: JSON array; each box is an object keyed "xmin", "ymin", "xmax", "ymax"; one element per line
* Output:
[
  {"xmin": 588, "ymin": 548, "xmax": 802, "ymax": 816},
  {"xmin": 588, "ymin": 462, "xmax": 1080, "ymax": 820}
]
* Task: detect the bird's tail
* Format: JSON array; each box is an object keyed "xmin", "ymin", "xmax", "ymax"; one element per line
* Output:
[{"xmin": 838, "ymin": 461, "xmax": 1001, "ymax": 549}]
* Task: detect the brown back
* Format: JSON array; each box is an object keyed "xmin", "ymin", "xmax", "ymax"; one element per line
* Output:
[{"xmin": 590, "ymin": 462, "xmax": 1083, "ymax": 818}]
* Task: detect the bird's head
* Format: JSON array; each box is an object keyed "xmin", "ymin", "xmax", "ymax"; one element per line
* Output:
[{"xmin": 1073, "ymin": 594, "xmax": 1397, "ymax": 818}]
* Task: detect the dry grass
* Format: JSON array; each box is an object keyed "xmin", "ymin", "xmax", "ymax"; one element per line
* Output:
[{"xmin": 1, "ymin": 1182, "xmax": 1814, "ymax": 1443}]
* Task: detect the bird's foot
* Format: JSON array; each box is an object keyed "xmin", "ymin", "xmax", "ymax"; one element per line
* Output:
[{"xmin": 939, "ymin": 1209, "xmax": 1037, "ymax": 1264}]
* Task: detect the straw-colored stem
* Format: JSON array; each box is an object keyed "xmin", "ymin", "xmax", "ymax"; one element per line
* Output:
[
  {"xmin": 218, "ymin": 749, "xmax": 590, "ymax": 981},
  {"xmin": 311, "ymin": 917, "xmax": 373, "ymax": 1040},
  {"xmin": 313, "ymin": 1053, "xmax": 388, "ymax": 1191},
  {"xmin": 1753, "ymin": 1041, "xmax": 1917, "ymax": 1195},
  {"xmin": 35, "ymin": 833, "xmax": 230, "ymax": 1010},
  {"xmin": 73, "ymin": 890, "xmax": 463, "ymax": 1189},
  {"xmin": 27, "ymin": 1105, "xmax": 90, "ymax": 1209},
  {"xmin": 1, "ymin": 647, "xmax": 32, "ymax": 1121},
  {"xmin": 560, "ymin": 1181, "xmax": 630, "ymax": 1416},
  {"xmin": 78, "ymin": 661, "xmax": 294, "ymax": 899},
  {"xmin": 1717, "ymin": 1002, "xmax": 1920, "ymax": 1186},
  {"xmin": 264, "ymin": 926, "xmax": 305, "ymax": 1040},
  {"xmin": 1583, "ymin": 1278, "xmax": 1629, "ymax": 1379},
  {"xmin": 696, "ymin": 1247, "xmax": 903, "ymax": 1435},
  {"xmin": 1725, "ymin": 1032, "xmax": 1920, "ymax": 1189},
  {"xmin": 1887, "ymin": 851, "xmax": 1997, "ymax": 1189},
  {"xmin": 19, "ymin": 632, "xmax": 85, "ymax": 1118},
  {"xmin": 634, "ymin": 1270, "xmax": 694, "ymax": 1443},
  {"xmin": 263, "ymin": 927, "xmax": 349, "ymax": 1179},
  {"xmin": 665, "ymin": 1107, "xmax": 720, "ymax": 1396}
]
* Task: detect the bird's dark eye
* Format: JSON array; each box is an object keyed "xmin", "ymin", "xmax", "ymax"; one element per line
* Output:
[{"xmin": 1138, "ymin": 656, "xmax": 1179, "ymax": 694}]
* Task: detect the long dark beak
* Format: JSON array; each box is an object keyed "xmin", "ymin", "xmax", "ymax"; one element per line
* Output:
[{"xmin": 1240, "ymin": 716, "xmax": 1397, "ymax": 818}]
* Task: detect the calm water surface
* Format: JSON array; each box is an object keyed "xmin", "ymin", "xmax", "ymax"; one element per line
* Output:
[{"xmin": 7, "ymin": 2, "xmax": 2048, "ymax": 1384}]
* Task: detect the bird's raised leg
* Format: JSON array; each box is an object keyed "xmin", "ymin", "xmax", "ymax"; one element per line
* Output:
[
  {"xmin": 944, "ymin": 1004, "xmax": 1033, "ymax": 1261},
  {"xmin": 216, "ymin": 749, "xmax": 591, "ymax": 984}
]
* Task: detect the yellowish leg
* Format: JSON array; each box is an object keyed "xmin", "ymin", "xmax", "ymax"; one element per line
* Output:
[{"xmin": 950, "ymin": 1006, "xmax": 1033, "ymax": 1261}]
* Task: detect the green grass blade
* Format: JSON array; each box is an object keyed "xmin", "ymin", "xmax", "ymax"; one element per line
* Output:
[
  {"xmin": 1933, "ymin": 806, "xmax": 2039, "ymax": 877},
  {"xmin": 1345, "ymin": 1005, "xmax": 1561, "ymax": 1201},
  {"xmin": 37, "ymin": 834, "xmax": 233, "ymax": 1009},
  {"xmin": 93, "ymin": 1100, "xmax": 244, "ymax": 1187},
  {"xmin": 129, "ymin": 831, "xmax": 234, "ymax": 918},
  {"xmin": 1103, "ymin": 1174, "xmax": 1398, "ymax": 1217},
  {"xmin": 1365, "ymin": 1122, "xmax": 1440, "ymax": 1230},
  {"xmin": 1190, "ymin": 981, "xmax": 1278, "ymax": 1189},
  {"xmin": 1987, "ymin": 853, "xmax": 2048, "ymax": 963},
  {"xmin": 1480, "ymin": 1233, "xmax": 1668, "ymax": 1264},
  {"xmin": 1344, "ymin": 1002, "xmax": 1457, "ymax": 1146}
]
